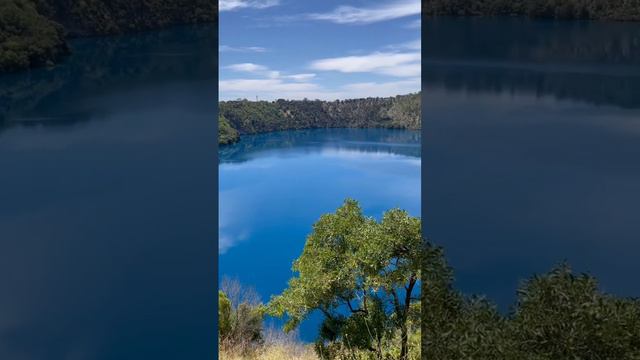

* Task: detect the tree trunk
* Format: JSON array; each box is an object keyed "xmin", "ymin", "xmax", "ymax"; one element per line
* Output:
[{"xmin": 400, "ymin": 320, "xmax": 409, "ymax": 360}]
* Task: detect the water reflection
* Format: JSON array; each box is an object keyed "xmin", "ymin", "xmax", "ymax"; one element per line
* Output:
[
  {"xmin": 0, "ymin": 25, "xmax": 216, "ymax": 131},
  {"xmin": 424, "ymin": 17, "xmax": 640, "ymax": 308},
  {"xmin": 0, "ymin": 25, "xmax": 217, "ymax": 359},
  {"xmin": 220, "ymin": 128, "xmax": 421, "ymax": 163},
  {"xmin": 424, "ymin": 17, "xmax": 640, "ymax": 108},
  {"xmin": 219, "ymin": 128, "xmax": 420, "ymax": 340}
]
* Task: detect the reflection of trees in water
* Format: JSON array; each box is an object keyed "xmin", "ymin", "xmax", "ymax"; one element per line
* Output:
[
  {"xmin": 0, "ymin": 24, "xmax": 216, "ymax": 132},
  {"xmin": 219, "ymin": 128, "xmax": 421, "ymax": 164},
  {"xmin": 424, "ymin": 18, "xmax": 640, "ymax": 108},
  {"xmin": 424, "ymin": 62, "xmax": 640, "ymax": 108},
  {"xmin": 426, "ymin": 18, "xmax": 640, "ymax": 64}
]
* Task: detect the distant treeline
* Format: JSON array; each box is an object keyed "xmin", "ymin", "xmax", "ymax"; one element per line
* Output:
[
  {"xmin": 0, "ymin": 0, "xmax": 216, "ymax": 72},
  {"xmin": 424, "ymin": 0, "xmax": 640, "ymax": 21},
  {"xmin": 218, "ymin": 93, "xmax": 421, "ymax": 145}
]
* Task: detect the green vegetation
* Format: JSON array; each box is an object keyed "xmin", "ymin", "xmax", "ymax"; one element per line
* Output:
[
  {"xmin": 218, "ymin": 93, "xmax": 421, "ymax": 145},
  {"xmin": 219, "ymin": 115, "xmax": 240, "ymax": 145},
  {"xmin": 219, "ymin": 278, "xmax": 317, "ymax": 360},
  {"xmin": 268, "ymin": 199, "xmax": 422, "ymax": 360},
  {"xmin": 424, "ymin": 0, "xmax": 640, "ymax": 21},
  {"xmin": 219, "ymin": 278, "xmax": 266, "ymax": 355},
  {"xmin": 33, "ymin": 0, "xmax": 217, "ymax": 37},
  {"xmin": 0, "ymin": 0, "xmax": 67, "ymax": 72},
  {"xmin": 219, "ymin": 201, "xmax": 640, "ymax": 359},
  {"xmin": 422, "ymin": 243, "xmax": 640, "ymax": 360},
  {"xmin": 0, "ymin": 0, "xmax": 216, "ymax": 73}
]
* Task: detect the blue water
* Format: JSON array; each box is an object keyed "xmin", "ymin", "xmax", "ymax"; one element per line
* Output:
[
  {"xmin": 0, "ymin": 26, "xmax": 217, "ymax": 359},
  {"xmin": 218, "ymin": 128, "xmax": 421, "ymax": 341},
  {"xmin": 424, "ymin": 18, "xmax": 640, "ymax": 309}
]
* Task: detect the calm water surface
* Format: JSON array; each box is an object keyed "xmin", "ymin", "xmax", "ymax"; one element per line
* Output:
[
  {"xmin": 0, "ymin": 26, "xmax": 217, "ymax": 359},
  {"xmin": 424, "ymin": 18, "xmax": 640, "ymax": 308},
  {"xmin": 218, "ymin": 128, "xmax": 421, "ymax": 340}
]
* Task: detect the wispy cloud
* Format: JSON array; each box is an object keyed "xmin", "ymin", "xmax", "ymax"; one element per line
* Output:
[
  {"xmin": 405, "ymin": 18, "xmax": 421, "ymax": 29},
  {"xmin": 225, "ymin": 63, "xmax": 270, "ymax": 73},
  {"xmin": 220, "ymin": 78, "xmax": 320, "ymax": 94},
  {"xmin": 220, "ymin": 0, "xmax": 279, "ymax": 12},
  {"xmin": 224, "ymin": 63, "xmax": 315, "ymax": 80},
  {"xmin": 310, "ymin": 51, "xmax": 420, "ymax": 77},
  {"xmin": 220, "ymin": 45, "xmax": 268, "ymax": 53},
  {"xmin": 385, "ymin": 39, "xmax": 421, "ymax": 51},
  {"xmin": 307, "ymin": 0, "xmax": 420, "ymax": 24},
  {"xmin": 286, "ymin": 73, "xmax": 316, "ymax": 81},
  {"xmin": 220, "ymin": 45, "xmax": 420, "ymax": 100},
  {"xmin": 220, "ymin": 77, "xmax": 419, "ymax": 101}
]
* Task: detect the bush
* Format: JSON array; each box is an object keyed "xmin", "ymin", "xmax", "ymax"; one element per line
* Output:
[
  {"xmin": 219, "ymin": 278, "xmax": 266, "ymax": 355},
  {"xmin": 422, "ymin": 244, "xmax": 640, "ymax": 360}
]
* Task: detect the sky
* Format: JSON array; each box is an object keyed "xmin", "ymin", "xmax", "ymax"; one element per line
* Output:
[{"xmin": 219, "ymin": 0, "xmax": 421, "ymax": 101}]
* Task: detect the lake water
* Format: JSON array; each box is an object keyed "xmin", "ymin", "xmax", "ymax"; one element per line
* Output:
[
  {"xmin": 423, "ymin": 17, "xmax": 640, "ymax": 308},
  {"xmin": 218, "ymin": 128, "xmax": 421, "ymax": 340},
  {"xmin": 0, "ymin": 26, "xmax": 217, "ymax": 359}
]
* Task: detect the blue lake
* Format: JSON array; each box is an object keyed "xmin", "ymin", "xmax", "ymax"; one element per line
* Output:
[
  {"xmin": 218, "ymin": 128, "xmax": 421, "ymax": 340},
  {"xmin": 0, "ymin": 26, "xmax": 217, "ymax": 359},
  {"xmin": 423, "ymin": 18, "xmax": 640, "ymax": 309}
]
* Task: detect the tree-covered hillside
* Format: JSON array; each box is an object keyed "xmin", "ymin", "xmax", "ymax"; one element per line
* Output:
[
  {"xmin": 424, "ymin": 0, "xmax": 640, "ymax": 21},
  {"xmin": 218, "ymin": 93, "xmax": 421, "ymax": 145},
  {"xmin": 0, "ymin": 0, "xmax": 216, "ymax": 72},
  {"xmin": 0, "ymin": 0, "xmax": 68, "ymax": 72}
]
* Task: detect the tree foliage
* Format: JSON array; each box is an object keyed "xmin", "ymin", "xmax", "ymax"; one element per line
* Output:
[
  {"xmin": 424, "ymin": 0, "xmax": 640, "ymax": 21},
  {"xmin": 218, "ymin": 279, "xmax": 266, "ymax": 355},
  {"xmin": 0, "ymin": 0, "xmax": 67, "ymax": 72},
  {"xmin": 218, "ymin": 93, "xmax": 421, "ymax": 145},
  {"xmin": 422, "ymin": 244, "xmax": 640, "ymax": 360},
  {"xmin": 268, "ymin": 199, "xmax": 422, "ymax": 360},
  {"xmin": 0, "ymin": 0, "xmax": 217, "ymax": 73},
  {"xmin": 218, "ymin": 114, "xmax": 240, "ymax": 145}
]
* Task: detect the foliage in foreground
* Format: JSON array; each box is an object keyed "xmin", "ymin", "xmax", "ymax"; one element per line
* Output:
[
  {"xmin": 219, "ymin": 278, "xmax": 266, "ymax": 356},
  {"xmin": 422, "ymin": 243, "xmax": 640, "ymax": 360},
  {"xmin": 218, "ymin": 201, "xmax": 640, "ymax": 359},
  {"xmin": 268, "ymin": 199, "xmax": 422, "ymax": 360}
]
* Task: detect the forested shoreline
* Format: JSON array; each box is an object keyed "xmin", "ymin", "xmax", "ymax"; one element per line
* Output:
[
  {"xmin": 424, "ymin": 0, "xmax": 640, "ymax": 21},
  {"xmin": 218, "ymin": 93, "xmax": 421, "ymax": 145},
  {"xmin": 0, "ymin": 0, "xmax": 217, "ymax": 73}
]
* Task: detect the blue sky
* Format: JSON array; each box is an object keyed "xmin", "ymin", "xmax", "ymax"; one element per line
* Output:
[{"xmin": 219, "ymin": 0, "xmax": 421, "ymax": 100}]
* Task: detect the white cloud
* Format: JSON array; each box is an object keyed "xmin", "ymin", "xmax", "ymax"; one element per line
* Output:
[
  {"xmin": 224, "ymin": 63, "xmax": 315, "ymax": 81},
  {"xmin": 219, "ymin": 45, "xmax": 267, "ymax": 53},
  {"xmin": 308, "ymin": 0, "xmax": 420, "ymax": 24},
  {"xmin": 285, "ymin": 73, "xmax": 317, "ymax": 81},
  {"xmin": 219, "ymin": 77, "xmax": 419, "ymax": 101},
  {"xmin": 387, "ymin": 39, "xmax": 420, "ymax": 51},
  {"xmin": 310, "ymin": 51, "xmax": 420, "ymax": 77},
  {"xmin": 220, "ymin": 46, "xmax": 420, "ymax": 100},
  {"xmin": 225, "ymin": 63, "xmax": 269, "ymax": 73},
  {"xmin": 220, "ymin": 0, "xmax": 279, "ymax": 11},
  {"xmin": 220, "ymin": 78, "xmax": 320, "ymax": 93},
  {"xmin": 338, "ymin": 79, "xmax": 420, "ymax": 98},
  {"xmin": 405, "ymin": 19, "xmax": 421, "ymax": 29}
]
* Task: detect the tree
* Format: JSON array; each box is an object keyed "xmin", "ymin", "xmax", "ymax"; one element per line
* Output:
[
  {"xmin": 218, "ymin": 279, "xmax": 266, "ymax": 354},
  {"xmin": 267, "ymin": 199, "xmax": 422, "ymax": 360}
]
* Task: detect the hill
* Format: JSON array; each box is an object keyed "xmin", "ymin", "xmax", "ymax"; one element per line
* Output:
[
  {"xmin": 0, "ymin": 0, "xmax": 216, "ymax": 73},
  {"xmin": 218, "ymin": 93, "xmax": 421, "ymax": 145}
]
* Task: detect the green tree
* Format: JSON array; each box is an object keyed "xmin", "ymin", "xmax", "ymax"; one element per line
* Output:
[
  {"xmin": 268, "ymin": 199, "xmax": 422, "ymax": 360},
  {"xmin": 420, "ymin": 243, "xmax": 640, "ymax": 360},
  {"xmin": 510, "ymin": 264, "xmax": 640, "ymax": 359},
  {"xmin": 218, "ymin": 279, "xmax": 266, "ymax": 354}
]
